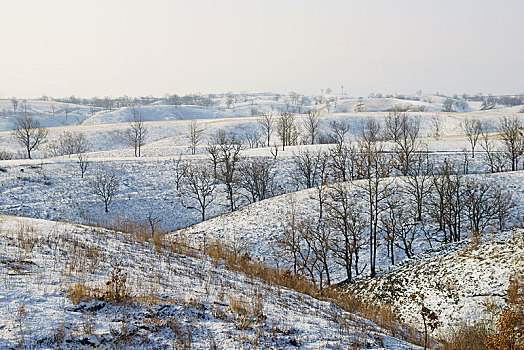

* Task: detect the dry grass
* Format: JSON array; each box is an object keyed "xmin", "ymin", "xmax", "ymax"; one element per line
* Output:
[
  {"xmin": 202, "ymin": 237, "xmax": 424, "ymax": 346},
  {"xmin": 443, "ymin": 321, "xmax": 491, "ymax": 350},
  {"xmin": 84, "ymin": 216, "xmax": 197, "ymax": 258},
  {"xmin": 68, "ymin": 281, "xmax": 97, "ymax": 305},
  {"xmin": 66, "ymin": 216, "xmax": 428, "ymax": 346},
  {"xmin": 68, "ymin": 262, "xmax": 130, "ymax": 305}
]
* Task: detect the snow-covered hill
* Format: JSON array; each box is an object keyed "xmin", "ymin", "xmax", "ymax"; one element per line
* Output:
[
  {"xmin": 0, "ymin": 100, "xmax": 93, "ymax": 130},
  {"xmin": 341, "ymin": 229, "xmax": 524, "ymax": 337},
  {"xmin": 0, "ymin": 215, "xmax": 417, "ymax": 349},
  {"xmin": 172, "ymin": 171, "xmax": 524, "ymax": 283}
]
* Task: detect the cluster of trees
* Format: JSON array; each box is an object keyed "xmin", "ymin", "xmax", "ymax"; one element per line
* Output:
[
  {"xmin": 443, "ymin": 98, "xmax": 469, "ymax": 112},
  {"xmin": 163, "ymin": 93, "xmax": 213, "ymax": 107},
  {"xmin": 255, "ymin": 110, "xmax": 353, "ymax": 150},
  {"xmin": 459, "ymin": 116, "xmax": 524, "ymax": 172},
  {"xmin": 8, "ymin": 103, "xmax": 523, "ymax": 243},
  {"xmin": 169, "ymin": 112, "xmax": 520, "ymax": 289},
  {"xmin": 275, "ymin": 114, "xmax": 518, "ymax": 290},
  {"xmin": 461, "ymin": 94, "xmax": 524, "ymax": 108},
  {"xmin": 178, "ymin": 129, "xmax": 280, "ymax": 221}
]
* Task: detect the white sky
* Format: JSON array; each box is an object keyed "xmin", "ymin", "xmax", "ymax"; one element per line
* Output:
[{"xmin": 0, "ymin": 0, "xmax": 523, "ymax": 98}]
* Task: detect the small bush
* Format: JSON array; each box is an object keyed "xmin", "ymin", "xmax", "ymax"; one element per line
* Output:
[
  {"xmin": 104, "ymin": 261, "xmax": 129, "ymax": 304},
  {"xmin": 68, "ymin": 262, "xmax": 129, "ymax": 305}
]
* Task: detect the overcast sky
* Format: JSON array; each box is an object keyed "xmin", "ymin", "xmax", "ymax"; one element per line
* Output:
[{"xmin": 0, "ymin": 0, "xmax": 523, "ymax": 98}]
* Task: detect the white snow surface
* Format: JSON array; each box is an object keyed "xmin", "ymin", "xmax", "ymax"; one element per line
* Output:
[
  {"xmin": 0, "ymin": 94, "xmax": 523, "ymax": 346},
  {"xmin": 342, "ymin": 229, "xmax": 524, "ymax": 337},
  {"xmin": 0, "ymin": 215, "xmax": 417, "ymax": 349}
]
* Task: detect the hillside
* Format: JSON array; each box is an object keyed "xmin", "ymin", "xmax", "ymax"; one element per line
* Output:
[
  {"xmin": 0, "ymin": 215, "xmax": 417, "ymax": 349},
  {"xmin": 342, "ymin": 230, "xmax": 524, "ymax": 337},
  {"xmin": 173, "ymin": 170, "xmax": 524, "ymax": 281}
]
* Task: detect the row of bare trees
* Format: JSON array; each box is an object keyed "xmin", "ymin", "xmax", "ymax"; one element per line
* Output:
[
  {"xmin": 461, "ymin": 115, "xmax": 524, "ymax": 172},
  {"xmin": 257, "ymin": 110, "xmax": 352, "ymax": 150}
]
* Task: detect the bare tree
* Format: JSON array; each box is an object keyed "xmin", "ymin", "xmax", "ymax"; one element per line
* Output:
[
  {"xmin": 290, "ymin": 218, "xmax": 320, "ymax": 286},
  {"xmin": 327, "ymin": 183, "xmax": 365, "ymax": 282},
  {"xmin": 215, "ymin": 130, "xmax": 243, "ymax": 211},
  {"xmin": 277, "ymin": 111, "xmax": 299, "ymax": 150},
  {"xmin": 240, "ymin": 124, "xmax": 261, "ymax": 148},
  {"xmin": 430, "ymin": 114, "xmax": 443, "ymax": 140},
  {"xmin": 172, "ymin": 154, "xmax": 188, "ymax": 191},
  {"xmin": 492, "ymin": 187, "xmax": 516, "ymax": 231},
  {"xmin": 127, "ymin": 109, "xmax": 147, "ymax": 157},
  {"xmin": 461, "ymin": 118, "xmax": 483, "ymax": 158},
  {"xmin": 205, "ymin": 141, "xmax": 219, "ymax": 179},
  {"xmin": 329, "ymin": 143, "xmax": 358, "ymax": 182},
  {"xmin": 259, "ymin": 111, "xmax": 275, "ymax": 147},
  {"xmin": 499, "ymin": 116, "xmax": 524, "ymax": 171},
  {"xmin": 429, "ymin": 161, "xmax": 464, "ymax": 243},
  {"xmin": 77, "ymin": 153, "xmax": 89, "ymax": 178},
  {"xmin": 91, "ymin": 168, "xmax": 119, "ymax": 212},
  {"xmin": 303, "ymin": 109, "xmax": 321, "ymax": 145},
  {"xmin": 381, "ymin": 194, "xmax": 416, "ymax": 264},
  {"xmin": 146, "ymin": 210, "xmax": 162, "ymax": 235},
  {"xmin": 288, "ymin": 91, "xmax": 300, "ymax": 106},
  {"xmin": 268, "ymin": 143, "xmax": 278, "ymax": 159},
  {"xmin": 442, "ymin": 98, "xmax": 455, "ymax": 112},
  {"xmin": 327, "ymin": 120, "xmax": 351, "ymax": 145},
  {"xmin": 463, "ymin": 179, "xmax": 498, "ymax": 235},
  {"xmin": 11, "ymin": 97, "xmax": 18, "ymax": 114},
  {"xmin": 293, "ymin": 149, "xmax": 329, "ymax": 189},
  {"xmin": 402, "ymin": 151, "xmax": 434, "ymax": 222},
  {"xmin": 187, "ymin": 120, "xmax": 205, "ymax": 155},
  {"xmin": 310, "ymin": 217, "xmax": 334, "ymax": 289},
  {"xmin": 238, "ymin": 157, "xmax": 276, "ymax": 203},
  {"xmin": 46, "ymin": 131, "xmax": 89, "ymax": 157},
  {"xmin": 182, "ymin": 164, "xmax": 216, "ymax": 222},
  {"xmin": 64, "ymin": 103, "xmax": 71, "ymax": 123},
  {"xmin": 278, "ymin": 195, "xmax": 300, "ymax": 274},
  {"xmin": 385, "ymin": 110, "xmax": 421, "ymax": 175},
  {"xmin": 19, "ymin": 100, "xmax": 29, "ymax": 116},
  {"xmin": 356, "ymin": 118, "xmax": 392, "ymax": 277},
  {"xmin": 225, "ymin": 92, "xmax": 234, "ymax": 108},
  {"xmin": 480, "ymin": 128, "xmax": 507, "ymax": 173},
  {"xmin": 12, "ymin": 114, "xmax": 48, "ymax": 159}
]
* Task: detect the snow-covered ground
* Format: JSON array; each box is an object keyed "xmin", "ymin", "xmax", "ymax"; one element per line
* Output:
[
  {"xmin": 343, "ymin": 229, "xmax": 524, "ymax": 337},
  {"xmin": 0, "ymin": 215, "xmax": 417, "ymax": 349},
  {"xmin": 174, "ymin": 170, "xmax": 524, "ymax": 280},
  {"xmin": 0, "ymin": 93, "xmax": 523, "ymax": 347}
]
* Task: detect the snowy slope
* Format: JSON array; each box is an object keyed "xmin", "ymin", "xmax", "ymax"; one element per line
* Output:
[
  {"xmin": 0, "ymin": 215, "xmax": 417, "ymax": 349},
  {"xmin": 0, "ymin": 100, "xmax": 93, "ymax": 131},
  {"xmin": 171, "ymin": 171, "xmax": 524, "ymax": 283},
  {"xmin": 342, "ymin": 229, "xmax": 524, "ymax": 337}
]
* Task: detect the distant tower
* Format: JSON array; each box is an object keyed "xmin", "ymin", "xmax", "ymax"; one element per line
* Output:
[{"xmin": 341, "ymin": 86, "xmax": 344, "ymax": 96}]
